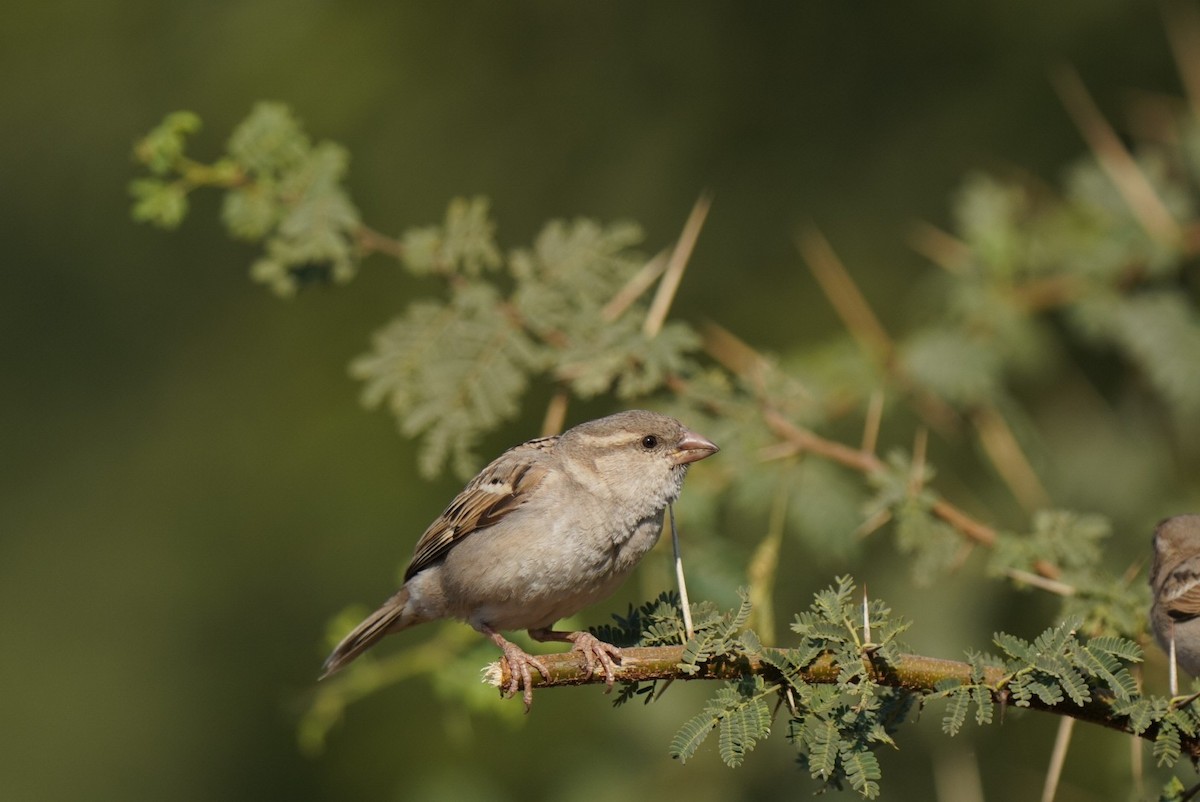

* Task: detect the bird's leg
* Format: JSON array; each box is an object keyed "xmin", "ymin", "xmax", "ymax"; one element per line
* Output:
[
  {"xmin": 478, "ymin": 623, "xmax": 550, "ymax": 712},
  {"xmin": 528, "ymin": 628, "xmax": 622, "ymax": 692}
]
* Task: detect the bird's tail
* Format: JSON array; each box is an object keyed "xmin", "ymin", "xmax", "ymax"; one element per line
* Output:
[{"xmin": 320, "ymin": 587, "xmax": 413, "ymax": 679}]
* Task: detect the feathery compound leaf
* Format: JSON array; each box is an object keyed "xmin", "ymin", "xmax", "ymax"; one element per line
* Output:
[
  {"xmin": 1160, "ymin": 776, "xmax": 1190, "ymax": 802},
  {"xmin": 717, "ymin": 692, "xmax": 772, "ymax": 768},
  {"xmin": 799, "ymin": 717, "xmax": 840, "ymax": 781},
  {"xmin": 249, "ymin": 143, "xmax": 361, "ymax": 294},
  {"xmin": 894, "ymin": 498, "xmax": 961, "ymax": 586},
  {"xmin": 952, "ymin": 172, "xmax": 1031, "ymax": 278},
  {"xmin": 510, "ymin": 217, "xmax": 645, "ymax": 336},
  {"xmin": 1155, "ymin": 724, "xmax": 1183, "ymax": 768},
  {"xmin": 227, "ymin": 102, "xmax": 309, "ymax": 174},
  {"xmin": 612, "ymin": 322, "xmax": 701, "ymax": 399},
  {"xmin": 222, "ymin": 113, "xmax": 363, "ymax": 296},
  {"xmin": 671, "ymin": 709, "xmax": 719, "ymax": 764},
  {"xmin": 941, "ymin": 685, "xmax": 971, "ymax": 736},
  {"xmin": 401, "ymin": 196, "xmax": 501, "ymax": 277},
  {"xmin": 133, "ymin": 110, "xmax": 202, "ymax": 176},
  {"xmin": 759, "ymin": 643, "xmax": 825, "ymax": 686},
  {"xmin": 1074, "ymin": 643, "xmax": 1137, "ymax": 700},
  {"xmin": 590, "ymin": 591, "xmax": 684, "ymax": 647},
  {"xmin": 813, "ymin": 576, "xmax": 856, "ymax": 623},
  {"xmin": 1086, "ymin": 635, "xmax": 1143, "ymax": 663},
  {"xmin": 1055, "ymin": 667, "xmax": 1090, "ymax": 707},
  {"xmin": 1071, "ymin": 292, "xmax": 1200, "ymax": 430},
  {"xmin": 507, "ymin": 217, "xmax": 704, "ymax": 399},
  {"xmin": 971, "ymin": 684, "xmax": 994, "ymax": 726},
  {"xmin": 992, "ymin": 631, "xmax": 1033, "ymax": 663},
  {"xmin": 990, "ymin": 510, "xmax": 1111, "ymax": 582},
  {"xmin": 129, "ymin": 178, "xmax": 189, "ymax": 229},
  {"xmin": 679, "ymin": 588, "xmax": 755, "ymax": 672},
  {"xmin": 352, "ymin": 284, "xmax": 548, "ymax": 478},
  {"xmin": 899, "ymin": 327, "xmax": 1002, "ymax": 406},
  {"xmin": 223, "ymin": 182, "xmax": 279, "ymax": 240},
  {"xmin": 1112, "ymin": 698, "xmax": 1155, "ymax": 735},
  {"xmin": 1018, "ymin": 678, "xmax": 1064, "ymax": 707},
  {"xmin": 839, "ymin": 748, "xmax": 882, "ymax": 799}
]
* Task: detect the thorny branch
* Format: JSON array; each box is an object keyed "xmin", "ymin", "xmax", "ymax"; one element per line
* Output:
[{"xmin": 486, "ymin": 645, "xmax": 1198, "ymax": 758}]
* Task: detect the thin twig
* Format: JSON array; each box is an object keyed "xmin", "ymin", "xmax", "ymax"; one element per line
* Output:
[
  {"xmin": 797, "ymin": 229, "xmax": 962, "ymax": 436},
  {"xmin": 669, "ymin": 505, "xmax": 694, "ymax": 640},
  {"xmin": 541, "ymin": 390, "xmax": 570, "ymax": 437},
  {"xmin": 1171, "ymin": 628, "xmax": 1180, "ymax": 697},
  {"xmin": 909, "ymin": 427, "xmax": 929, "ymax": 497},
  {"xmin": 762, "ymin": 408, "xmax": 997, "ymax": 546},
  {"xmin": 644, "ymin": 193, "xmax": 712, "ymax": 338},
  {"xmin": 354, "ymin": 224, "xmax": 407, "ymax": 261},
  {"xmin": 1005, "ymin": 568, "xmax": 1076, "ymax": 597},
  {"xmin": 701, "ymin": 321, "xmax": 816, "ymax": 406},
  {"xmin": 970, "ymin": 406, "xmax": 1051, "ymax": 512},
  {"xmin": 862, "ymin": 390, "xmax": 884, "ymax": 455},
  {"xmin": 1131, "ymin": 694, "xmax": 1144, "ymax": 799},
  {"xmin": 485, "ymin": 645, "xmax": 1198, "ymax": 755},
  {"xmin": 907, "ymin": 221, "xmax": 971, "ymax": 275},
  {"xmin": 1051, "ymin": 65, "xmax": 1181, "ymax": 245},
  {"xmin": 1041, "ymin": 717, "xmax": 1074, "ymax": 802},
  {"xmin": 797, "ymin": 226, "xmax": 894, "ymax": 364},
  {"xmin": 601, "ymin": 250, "xmax": 669, "ymax": 322},
  {"xmin": 747, "ymin": 472, "xmax": 790, "ymax": 643},
  {"xmin": 1164, "ymin": 0, "xmax": 1200, "ymax": 117},
  {"xmin": 861, "ymin": 585, "xmax": 872, "ymax": 648}
]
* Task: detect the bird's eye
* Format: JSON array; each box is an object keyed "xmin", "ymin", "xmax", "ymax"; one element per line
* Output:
[{"xmin": 641, "ymin": 435, "xmax": 659, "ymax": 450}]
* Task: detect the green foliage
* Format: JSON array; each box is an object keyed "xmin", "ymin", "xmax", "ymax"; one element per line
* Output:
[
  {"xmin": 670, "ymin": 676, "xmax": 773, "ymax": 768},
  {"xmin": 992, "ymin": 618, "xmax": 1139, "ymax": 707},
  {"xmin": 602, "ymin": 580, "xmax": 1174, "ymax": 795},
  {"xmin": 1074, "ymin": 291, "xmax": 1200, "ymax": 432},
  {"xmin": 935, "ymin": 653, "xmax": 996, "ymax": 736},
  {"xmin": 990, "ymin": 511, "xmax": 1150, "ymax": 638},
  {"xmin": 400, "ymin": 196, "xmax": 501, "ymax": 277},
  {"xmin": 352, "ymin": 284, "xmax": 549, "ymax": 478},
  {"xmin": 132, "ymin": 103, "xmax": 362, "ymax": 295},
  {"xmin": 678, "ymin": 587, "xmax": 756, "ymax": 673},
  {"xmin": 1158, "ymin": 775, "xmax": 1191, "ymax": 802},
  {"xmin": 899, "ymin": 328, "xmax": 1002, "ymax": 406},
  {"xmin": 133, "ymin": 110, "xmax": 201, "ymax": 176},
  {"xmin": 861, "ymin": 452, "xmax": 963, "ymax": 586},
  {"xmin": 771, "ymin": 578, "xmax": 913, "ymax": 798},
  {"xmin": 132, "ymin": 107, "xmax": 709, "ymax": 476},
  {"xmin": 992, "ymin": 510, "xmax": 1108, "ymax": 580},
  {"xmin": 590, "ymin": 590, "xmax": 687, "ymax": 649},
  {"xmin": 130, "ymin": 96, "xmax": 1200, "ymax": 795},
  {"xmin": 658, "ymin": 580, "xmax": 914, "ymax": 796}
]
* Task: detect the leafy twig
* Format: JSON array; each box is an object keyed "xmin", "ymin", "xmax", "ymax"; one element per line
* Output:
[{"xmin": 484, "ymin": 644, "xmax": 1194, "ymax": 754}]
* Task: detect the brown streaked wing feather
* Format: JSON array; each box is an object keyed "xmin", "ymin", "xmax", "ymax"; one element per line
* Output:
[
  {"xmin": 403, "ymin": 441, "xmax": 555, "ymax": 580},
  {"xmin": 1164, "ymin": 558, "xmax": 1200, "ymax": 620},
  {"xmin": 1168, "ymin": 579, "xmax": 1200, "ymax": 620}
]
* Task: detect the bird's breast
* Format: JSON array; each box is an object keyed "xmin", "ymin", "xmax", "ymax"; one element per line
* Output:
[{"xmin": 438, "ymin": 507, "xmax": 666, "ymax": 632}]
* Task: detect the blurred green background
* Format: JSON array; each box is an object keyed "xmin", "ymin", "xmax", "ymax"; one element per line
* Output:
[{"xmin": 0, "ymin": 2, "xmax": 1185, "ymax": 800}]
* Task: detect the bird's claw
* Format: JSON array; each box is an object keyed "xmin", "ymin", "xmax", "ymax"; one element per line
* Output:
[
  {"xmin": 497, "ymin": 640, "xmax": 551, "ymax": 712},
  {"xmin": 568, "ymin": 632, "xmax": 622, "ymax": 693}
]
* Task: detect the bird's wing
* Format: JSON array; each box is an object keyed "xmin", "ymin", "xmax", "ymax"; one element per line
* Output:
[
  {"xmin": 403, "ymin": 438, "xmax": 555, "ymax": 580},
  {"xmin": 1166, "ymin": 562, "xmax": 1200, "ymax": 621}
]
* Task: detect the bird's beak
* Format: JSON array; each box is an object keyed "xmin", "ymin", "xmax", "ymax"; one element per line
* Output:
[{"xmin": 673, "ymin": 430, "xmax": 720, "ymax": 465}]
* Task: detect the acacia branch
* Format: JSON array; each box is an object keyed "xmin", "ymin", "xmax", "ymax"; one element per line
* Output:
[{"xmin": 487, "ymin": 645, "xmax": 1195, "ymax": 757}]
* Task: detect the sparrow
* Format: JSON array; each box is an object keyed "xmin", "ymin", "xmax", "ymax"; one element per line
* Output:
[
  {"xmin": 1150, "ymin": 514, "xmax": 1200, "ymax": 680},
  {"xmin": 321, "ymin": 409, "xmax": 719, "ymax": 709}
]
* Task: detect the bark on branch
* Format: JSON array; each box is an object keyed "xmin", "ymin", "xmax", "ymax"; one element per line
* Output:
[{"xmin": 486, "ymin": 645, "xmax": 1197, "ymax": 758}]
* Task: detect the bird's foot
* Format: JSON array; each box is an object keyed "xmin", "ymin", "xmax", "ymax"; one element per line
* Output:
[
  {"xmin": 530, "ymin": 628, "xmax": 622, "ymax": 693},
  {"xmin": 485, "ymin": 629, "xmax": 550, "ymax": 712}
]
